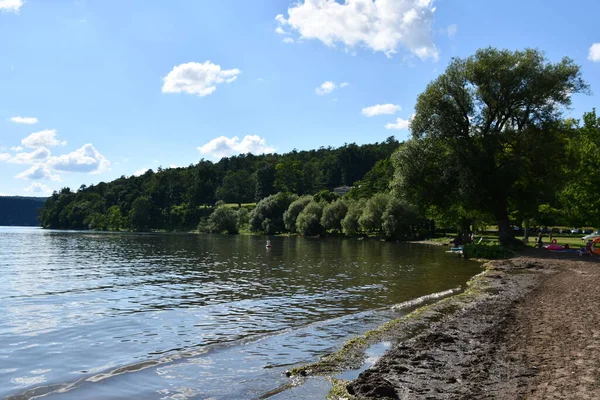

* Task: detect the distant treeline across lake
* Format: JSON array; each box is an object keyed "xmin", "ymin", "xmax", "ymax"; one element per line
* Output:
[{"xmin": 0, "ymin": 196, "xmax": 46, "ymax": 226}]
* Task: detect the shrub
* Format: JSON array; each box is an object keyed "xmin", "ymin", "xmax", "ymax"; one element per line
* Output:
[
  {"xmin": 342, "ymin": 199, "xmax": 366, "ymax": 235},
  {"xmin": 283, "ymin": 195, "xmax": 312, "ymax": 233},
  {"xmin": 208, "ymin": 206, "xmax": 238, "ymax": 234},
  {"xmin": 382, "ymin": 198, "xmax": 419, "ymax": 239},
  {"xmin": 321, "ymin": 199, "xmax": 348, "ymax": 233},
  {"xmin": 296, "ymin": 201, "xmax": 325, "ymax": 236},
  {"xmin": 249, "ymin": 192, "xmax": 298, "ymax": 234},
  {"xmin": 359, "ymin": 193, "xmax": 390, "ymax": 233}
]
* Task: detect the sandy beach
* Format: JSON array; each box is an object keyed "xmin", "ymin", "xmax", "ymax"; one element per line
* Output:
[{"xmin": 345, "ymin": 250, "xmax": 600, "ymax": 399}]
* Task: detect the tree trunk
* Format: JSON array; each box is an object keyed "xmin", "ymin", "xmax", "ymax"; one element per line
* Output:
[{"xmin": 495, "ymin": 207, "xmax": 515, "ymax": 246}]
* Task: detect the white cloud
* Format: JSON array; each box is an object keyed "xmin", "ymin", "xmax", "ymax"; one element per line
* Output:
[
  {"xmin": 21, "ymin": 129, "xmax": 66, "ymax": 148},
  {"xmin": 275, "ymin": 0, "xmax": 438, "ymax": 59},
  {"xmin": 339, "ymin": 82, "xmax": 349, "ymax": 88},
  {"xmin": 362, "ymin": 103, "xmax": 401, "ymax": 117},
  {"xmin": 275, "ymin": 26, "xmax": 289, "ymax": 35},
  {"xmin": 446, "ymin": 24, "xmax": 457, "ymax": 39},
  {"xmin": 0, "ymin": 153, "xmax": 10, "ymax": 161},
  {"xmin": 9, "ymin": 116, "xmax": 38, "ymax": 124},
  {"xmin": 162, "ymin": 61, "xmax": 241, "ymax": 97},
  {"xmin": 133, "ymin": 168, "xmax": 150, "ymax": 177},
  {"xmin": 8, "ymin": 147, "xmax": 51, "ymax": 164},
  {"xmin": 48, "ymin": 143, "xmax": 109, "ymax": 174},
  {"xmin": 198, "ymin": 135, "xmax": 275, "ymax": 160},
  {"xmin": 283, "ymin": 37, "xmax": 295, "ymax": 44},
  {"xmin": 315, "ymin": 81, "xmax": 336, "ymax": 95},
  {"xmin": 24, "ymin": 182, "xmax": 52, "ymax": 194},
  {"xmin": 15, "ymin": 163, "xmax": 60, "ymax": 181},
  {"xmin": 588, "ymin": 43, "xmax": 600, "ymax": 62},
  {"xmin": 0, "ymin": 0, "xmax": 23, "ymax": 12},
  {"xmin": 11, "ymin": 146, "xmax": 23, "ymax": 151},
  {"xmin": 385, "ymin": 114, "xmax": 414, "ymax": 130}
]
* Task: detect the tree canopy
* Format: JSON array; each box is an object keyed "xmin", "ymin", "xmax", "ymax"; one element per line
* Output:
[{"xmin": 392, "ymin": 47, "xmax": 589, "ymax": 244}]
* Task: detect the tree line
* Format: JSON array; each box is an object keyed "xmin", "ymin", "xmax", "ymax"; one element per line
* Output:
[
  {"xmin": 39, "ymin": 138, "xmax": 399, "ymax": 231},
  {"xmin": 0, "ymin": 196, "xmax": 47, "ymax": 226},
  {"xmin": 40, "ymin": 47, "xmax": 600, "ymax": 246}
]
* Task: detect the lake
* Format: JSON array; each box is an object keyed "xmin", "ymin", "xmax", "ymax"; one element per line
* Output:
[{"xmin": 0, "ymin": 227, "xmax": 481, "ymax": 399}]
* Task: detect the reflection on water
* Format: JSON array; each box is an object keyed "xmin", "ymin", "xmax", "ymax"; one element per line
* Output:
[{"xmin": 0, "ymin": 227, "xmax": 481, "ymax": 399}]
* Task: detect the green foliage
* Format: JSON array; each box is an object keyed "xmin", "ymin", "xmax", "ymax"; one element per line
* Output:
[
  {"xmin": 106, "ymin": 205, "xmax": 124, "ymax": 231},
  {"xmin": 283, "ymin": 195, "xmax": 313, "ymax": 233},
  {"xmin": 359, "ymin": 193, "xmax": 390, "ymax": 233},
  {"xmin": 392, "ymin": 47, "xmax": 589, "ymax": 245},
  {"xmin": 296, "ymin": 201, "xmax": 325, "ymax": 236},
  {"xmin": 237, "ymin": 207, "xmax": 250, "ymax": 230},
  {"xmin": 559, "ymin": 109, "xmax": 600, "ymax": 227},
  {"xmin": 208, "ymin": 206, "xmax": 239, "ymax": 234},
  {"xmin": 129, "ymin": 196, "xmax": 152, "ymax": 231},
  {"xmin": 321, "ymin": 199, "xmax": 348, "ymax": 232},
  {"xmin": 341, "ymin": 199, "xmax": 366, "ymax": 235},
  {"xmin": 249, "ymin": 192, "xmax": 298, "ymax": 234},
  {"xmin": 39, "ymin": 139, "xmax": 399, "ymax": 232},
  {"xmin": 347, "ymin": 158, "xmax": 395, "ymax": 199},
  {"xmin": 382, "ymin": 198, "xmax": 419, "ymax": 239},
  {"xmin": 312, "ymin": 189, "xmax": 339, "ymax": 203},
  {"xmin": 215, "ymin": 170, "xmax": 255, "ymax": 206}
]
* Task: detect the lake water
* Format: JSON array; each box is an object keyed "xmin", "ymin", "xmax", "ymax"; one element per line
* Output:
[{"xmin": 0, "ymin": 227, "xmax": 481, "ymax": 399}]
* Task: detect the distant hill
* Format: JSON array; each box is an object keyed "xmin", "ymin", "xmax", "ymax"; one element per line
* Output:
[{"xmin": 0, "ymin": 196, "xmax": 47, "ymax": 226}]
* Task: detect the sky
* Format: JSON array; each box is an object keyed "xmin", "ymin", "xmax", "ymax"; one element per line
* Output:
[{"xmin": 1, "ymin": 0, "xmax": 599, "ymax": 197}]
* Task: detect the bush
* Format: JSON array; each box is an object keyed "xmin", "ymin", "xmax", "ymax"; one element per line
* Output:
[
  {"xmin": 296, "ymin": 201, "xmax": 325, "ymax": 236},
  {"xmin": 342, "ymin": 199, "xmax": 366, "ymax": 235},
  {"xmin": 359, "ymin": 193, "xmax": 390, "ymax": 233},
  {"xmin": 382, "ymin": 198, "xmax": 419, "ymax": 239},
  {"xmin": 321, "ymin": 199, "xmax": 348, "ymax": 232},
  {"xmin": 208, "ymin": 206, "xmax": 238, "ymax": 234},
  {"xmin": 283, "ymin": 195, "xmax": 312, "ymax": 232},
  {"xmin": 249, "ymin": 192, "xmax": 298, "ymax": 234}
]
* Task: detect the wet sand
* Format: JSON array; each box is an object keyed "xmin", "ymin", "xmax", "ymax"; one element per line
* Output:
[{"xmin": 347, "ymin": 250, "xmax": 600, "ymax": 399}]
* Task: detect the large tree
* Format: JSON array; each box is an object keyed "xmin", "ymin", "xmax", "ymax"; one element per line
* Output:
[
  {"xmin": 559, "ymin": 110, "xmax": 600, "ymax": 227},
  {"xmin": 392, "ymin": 47, "xmax": 588, "ymax": 245}
]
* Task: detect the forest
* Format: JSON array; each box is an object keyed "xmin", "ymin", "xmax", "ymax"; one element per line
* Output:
[
  {"xmin": 0, "ymin": 196, "xmax": 47, "ymax": 226},
  {"xmin": 39, "ymin": 48, "xmax": 600, "ymax": 245}
]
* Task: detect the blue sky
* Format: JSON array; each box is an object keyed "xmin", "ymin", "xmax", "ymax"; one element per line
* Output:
[{"xmin": 1, "ymin": 0, "xmax": 599, "ymax": 196}]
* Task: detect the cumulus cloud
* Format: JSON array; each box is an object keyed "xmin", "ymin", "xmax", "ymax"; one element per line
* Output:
[
  {"xmin": 198, "ymin": 135, "xmax": 275, "ymax": 160},
  {"xmin": 362, "ymin": 103, "xmax": 401, "ymax": 117},
  {"xmin": 275, "ymin": 0, "xmax": 438, "ymax": 59},
  {"xmin": 385, "ymin": 114, "xmax": 414, "ymax": 130},
  {"xmin": 21, "ymin": 129, "xmax": 66, "ymax": 148},
  {"xmin": 0, "ymin": 0, "xmax": 23, "ymax": 12},
  {"xmin": 588, "ymin": 43, "xmax": 600, "ymax": 62},
  {"xmin": 315, "ymin": 81, "xmax": 336, "ymax": 95},
  {"xmin": 9, "ymin": 116, "xmax": 38, "ymax": 124},
  {"xmin": 11, "ymin": 146, "xmax": 23, "ymax": 152},
  {"xmin": 0, "ymin": 153, "xmax": 10, "ymax": 161},
  {"xmin": 15, "ymin": 163, "xmax": 61, "ymax": 181},
  {"xmin": 8, "ymin": 147, "xmax": 51, "ymax": 164},
  {"xmin": 162, "ymin": 61, "xmax": 241, "ymax": 97},
  {"xmin": 48, "ymin": 144, "xmax": 109, "ymax": 174},
  {"xmin": 283, "ymin": 37, "xmax": 295, "ymax": 44},
  {"xmin": 24, "ymin": 182, "xmax": 52, "ymax": 194}
]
